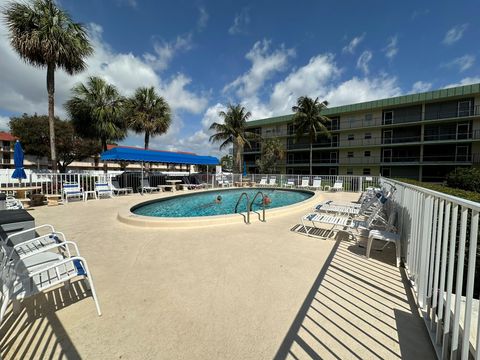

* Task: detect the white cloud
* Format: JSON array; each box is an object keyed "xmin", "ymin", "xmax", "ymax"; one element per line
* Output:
[
  {"xmin": 443, "ymin": 77, "xmax": 480, "ymax": 89},
  {"xmin": 197, "ymin": 7, "xmax": 209, "ymax": 31},
  {"xmin": 224, "ymin": 39, "xmax": 295, "ymax": 98},
  {"xmin": 356, "ymin": 50, "xmax": 372, "ymax": 75},
  {"xmin": 201, "ymin": 103, "xmax": 227, "ymax": 128},
  {"xmin": 443, "ymin": 24, "xmax": 468, "ymax": 45},
  {"xmin": 410, "ymin": 81, "xmax": 432, "ymax": 93},
  {"xmin": 269, "ymin": 54, "xmax": 341, "ymax": 113},
  {"xmin": 0, "ymin": 116, "xmax": 10, "ymax": 131},
  {"xmin": 442, "ymin": 54, "xmax": 475, "ymax": 72},
  {"xmin": 411, "ymin": 9, "xmax": 430, "ymax": 20},
  {"xmin": 115, "ymin": 0, "xmax": 137, "ymax": 8},
  {"xmin": 144, "ymin": 33, "xmax": 193, "ymax": 71},
  {"xmin": 160, "ymin": 73, "xmax": 208, "ymax": 114},
  {"xmin": 325, "ymin": 76, "xmax": 401, "ymax": 106},
  {"xmin": 384, "ymin": 36, "xmax": 398, "ymax": 59},
  {"xmin": 342, "ymin": 33, "xmax": 365, "ymax": 54},
  {"xmin": 229, "ymin": 8, "xmax": 250, "ymax": 35}
]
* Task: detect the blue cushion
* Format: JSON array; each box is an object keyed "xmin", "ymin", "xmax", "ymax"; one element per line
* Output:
[{"xmin": 73, "ymin": 259, "xmax": 86, "ymax": 276}]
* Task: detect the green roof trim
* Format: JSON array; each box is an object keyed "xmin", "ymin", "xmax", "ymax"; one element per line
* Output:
[{"xmin": 246, "ymin": 83, "xmax": 480, "ymax": 127}]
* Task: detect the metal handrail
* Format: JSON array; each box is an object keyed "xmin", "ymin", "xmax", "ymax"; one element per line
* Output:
[
  {"xmin": 234, "ymin": 192, "xmax": 250, "ymax": 224},
  {"xmin": 249, "ymin": 191, "xmax": 266, "ymax": 222}
]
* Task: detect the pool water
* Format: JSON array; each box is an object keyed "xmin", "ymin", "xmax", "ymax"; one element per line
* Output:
[{"xmin": 132, "ymin": 188, "xmax": 313, "ymax": 217}]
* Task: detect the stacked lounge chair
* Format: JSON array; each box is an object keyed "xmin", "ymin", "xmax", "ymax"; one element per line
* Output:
[{"xmin": 0, "ymin": 224, "xmax": 101, "ymax": 325}]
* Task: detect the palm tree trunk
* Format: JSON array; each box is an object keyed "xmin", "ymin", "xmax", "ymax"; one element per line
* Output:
[
  {"xmin": 309, "ymin": 142, "xmax": 313, "ymax": 176},
  {"xmin": 236, "ymin": 141, "xmax": 242, "ymax": 174},
  {"xmin": 47, "ymin": 63, "xmax": 57, "ymax": 172},
  {"xmin": 144, "ymin": 131, "xmax": 150, "ymax": 149},
  {"xmin": 102, "ymin": 138, "xmax": 108, "ymax": 173}
]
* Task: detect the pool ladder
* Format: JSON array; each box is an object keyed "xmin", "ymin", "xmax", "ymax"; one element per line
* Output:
[{"xmin": 234, "ymin": 191, "xmax": 267, "ymax": 224}]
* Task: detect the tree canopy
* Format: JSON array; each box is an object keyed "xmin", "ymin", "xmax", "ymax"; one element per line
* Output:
[
  {"xmin": 9, "ymin": 114, "xmax": 101, "ymax": 172},
  {"xmin": 3, "ymin": 0, "xmax": 93, "ymax": 171}
]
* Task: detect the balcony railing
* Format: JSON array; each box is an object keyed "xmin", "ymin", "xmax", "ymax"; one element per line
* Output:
[{"xmin": 339, "ymin": 105, "xmax": 480, "ymax": 130}]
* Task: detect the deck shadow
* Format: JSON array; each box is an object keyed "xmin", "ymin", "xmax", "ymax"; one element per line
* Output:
[{"xmin": 0, "ymin": 280, "xmax": 91, "ymax": 359}]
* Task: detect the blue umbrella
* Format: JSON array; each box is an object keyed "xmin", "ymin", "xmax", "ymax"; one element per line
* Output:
[
  {"xmin": 12, "ymin": 140, "xmax": 27, "ymax": 181},
  {"xmin": 243, "ymin": 161, "xmax": 247, "ymax": 176}
]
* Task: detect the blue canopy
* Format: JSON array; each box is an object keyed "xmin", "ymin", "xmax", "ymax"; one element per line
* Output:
[
  {"xmin": 100, "ymin": 146, "xmax": 219, "ymax": 166},
  {"xmin": 12, "ymin": 140, "xmax": 27, "ymax": 180}
]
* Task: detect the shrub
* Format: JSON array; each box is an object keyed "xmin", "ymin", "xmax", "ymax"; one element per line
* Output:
[
  {"xmin": 445, "ymin": 168, "xmax": 480, "ymax": 193},
  {"xmin": 396, "ymin": 178, "xmax": 480, "ymax": 203}
]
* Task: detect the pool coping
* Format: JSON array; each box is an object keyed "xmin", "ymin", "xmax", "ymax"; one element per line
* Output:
[{"xmin": 117, "ymin": 187, "xmax": 324, "ymax": 228}]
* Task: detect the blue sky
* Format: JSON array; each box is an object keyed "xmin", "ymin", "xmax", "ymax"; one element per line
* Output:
[{"xmin": 0, "ymin": 0, "xmax": 478, "ymax": 156}]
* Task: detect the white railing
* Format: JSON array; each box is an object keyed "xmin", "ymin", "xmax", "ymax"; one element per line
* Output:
[
  {"xmin": 213, "ymin": 174, "xmax": 380, "ymax": 192},
  {"xmin": 381, "ymin": 177, "xmax": 480, "ymax": 359}
]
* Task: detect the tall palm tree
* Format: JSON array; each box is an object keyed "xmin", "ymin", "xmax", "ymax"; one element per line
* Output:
[
  {"xmin": 124, "ymin": 87, "xmax": 171, "ymax": 149},
  {"xmin": 292, "ymin": 96, "xmax": 331, "ymax": 175},
  {"xmin": 65, "ymin": 76, "xmax": 126, "ymax": 172},
  {"xmin": 209, "ymin": 104, "xmax": 258, "ymax": 174},
  {"xmin": 3, "ymin": 0, "xmax": 93, "ymax": 172}
]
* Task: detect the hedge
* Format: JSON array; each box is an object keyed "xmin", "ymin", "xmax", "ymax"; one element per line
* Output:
[{"xmin": 395, "ymin": 178, "xmax": 480, "ymax": 203}]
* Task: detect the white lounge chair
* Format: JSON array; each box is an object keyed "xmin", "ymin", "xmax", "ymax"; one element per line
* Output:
[
  {"xmin": 268, "ymin": 176, "xmax": 277, "ymax": 187},
  {"xmin": 139, "ymin": 179, "xmax": 159, "ymax": 193},
  {"xmin": 0, "ymin": 240, "xmax": 101, "ymax": 324},
  {"xmin": 3, "ymin": 224, "xmax": 68, "ymax": 260},
  {"xmin": 95, "ymin": 182, "xmax": 114, "ymax": 199},
  {"xmin": 111, "ymin": 180, "xmax": 133, "ymax": 195},
  {"xmin": 299, "ymin": 177, "xmax": 310, "ymax": 188},
  {"xmin": 62, "ymin": 182, "xmax": 84, "ymax": 203},
  {"xmin": 331, "ymin": 180, "xmax": 344, "ymax": 192},
  {"xmin": 257, "ymin": 177, "xmax": 268, "ymax": 187},
  {"xmin": 284, "ymin": 178, "xmax": 295, "ymax": 188},
  {"xmin": 311, "ymin": 178, "xmax": 322, "ymax": 190}
]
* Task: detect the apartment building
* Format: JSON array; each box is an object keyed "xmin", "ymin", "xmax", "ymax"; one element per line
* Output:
[{"xmin": 242, "ymin": 83, "xmax": 480, "ymax": 181}]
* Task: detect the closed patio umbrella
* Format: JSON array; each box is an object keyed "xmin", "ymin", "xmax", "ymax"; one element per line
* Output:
[{"xmin": 12, "ymin": 140, "xmax": 27, "ymax": 182}]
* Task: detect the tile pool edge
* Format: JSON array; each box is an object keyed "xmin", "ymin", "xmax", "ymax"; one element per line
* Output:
[{"xmin": 117, "ymin": 188, "xmax": 323, "ymax": 228}]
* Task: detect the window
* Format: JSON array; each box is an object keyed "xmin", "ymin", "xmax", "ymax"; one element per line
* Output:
[
  {"xmin": 458, "ymin": 100, "xmax": 472, "ymax": 117},
  {"xmin": 365, "ymin": 113, "xmax": 373, "ymax": 122},
  {"xmin": 383, "ymin": 111, "xmax": 394, "ymax": 125},
  {"xmin": 347, "ymin": 152, "xmax": 354, "ymax": 158},
  {"xmin": 346, "ymin": 168, "xmax": 353, "ymax": 175},
  {"xmin": 364, "ymin": 151, "xmax": 371, "ymax": 157},
  {"xmin": 348, "ymin": 134, "xmax": 355, "ymax": 140},
  {"xmin": 364, "ymin": 133, "xmax": 372, "ymax": 139},
  {"xmin": 363, "ymin": 168, "xmax": 371, "ymax": 175}
]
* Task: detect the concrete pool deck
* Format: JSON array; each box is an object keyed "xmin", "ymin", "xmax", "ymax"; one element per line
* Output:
[{"xmin": 0, "ymin": 190, "xmax": 435, "ymax": 359}]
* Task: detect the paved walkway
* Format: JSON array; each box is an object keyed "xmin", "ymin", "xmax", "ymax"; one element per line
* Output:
[{"xmin": 0, "ymin": 191, "xmax": 435, "ymax": 359}]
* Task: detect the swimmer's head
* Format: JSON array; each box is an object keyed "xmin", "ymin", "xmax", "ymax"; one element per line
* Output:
[{"xmin": 216, "ymin": 195, "xmax": 222, "ymax": 201}]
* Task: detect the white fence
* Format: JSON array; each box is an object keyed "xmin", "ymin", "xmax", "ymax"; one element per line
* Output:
[
  {"xmin": 381, "ymin": 177, "xmax": 480, "ymax": 359},
  {"xmin": 211, "ymin": 174, "xmax": 381, "ymax": 192}
]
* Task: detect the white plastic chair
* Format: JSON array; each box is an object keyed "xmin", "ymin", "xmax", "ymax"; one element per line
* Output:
[
  {"xmin": 299, "ymin": 177, "xmax": 310, "ymax": 188},
  {"xmin": 311, "ymin": 178, "xmax": 322, "ymax": 190},
  {"xmin": 285, "ymin": 178, "xmax": 295, "ymax": 188},
  {"xmin": 0, "ymin": 239, "xmax": 101, "ymax": 324},
  {"xmin": 95, "ymin": 182, "xmax": 113, "ymax": 199},
  {"xmin": 366, "ymin": 230, "xmax": 401, "ymax": 267},
  {"xmin": 62, "ymin": 183, "xmax": 84, "ymax": 203},
  {"xmin": 268, "ymin": 176, "xmax": 277, "ymax": 186},
  {"xmin": 258, "ymin": 177, "xmax": 268, "ymax": 186}
]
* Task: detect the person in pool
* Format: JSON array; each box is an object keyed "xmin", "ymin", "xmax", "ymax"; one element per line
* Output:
[
  {"xmin": 214, "ymin": 195, "xmax": 222, "ymax": 204},
  {"xmin": 263, "ymin": 195, "xmax": 272, "ymax": 205}
]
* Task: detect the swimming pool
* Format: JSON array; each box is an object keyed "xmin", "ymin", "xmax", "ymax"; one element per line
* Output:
[{"xmin": 131, "ymin": 188, "xmax": 314, "ymax": 218}]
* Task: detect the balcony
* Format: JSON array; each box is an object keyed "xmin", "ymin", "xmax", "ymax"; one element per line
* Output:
[
  {"xmin": 424, "ymin": 130, "xmax": 480, "ymax": 142},
  {"xmin": 339, "ymin": 105, "xmax": 480, "ymax": 130}
]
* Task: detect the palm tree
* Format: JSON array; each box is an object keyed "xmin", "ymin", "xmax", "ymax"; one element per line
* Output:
[
  {"xmin": 292, "ymin": 96, "xmax": 331, "ymax": 175},
  {"xmin": 209, "ymin": 104, "xmax": 258, "ymax": 174},
  {"xmin": 263, "ymin": 138, "xmax": 285, "ymax": 173},
  {"xmin": 65, "ymin": 76, "xmax": 126, "ymax": 172},
  {"xmin": 124, "ymin": 87, "xmax": 171, "ymax": 149},
  {"xmin": 3, "ymin": 0, "xmax": 93, "ymax": 172}
]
